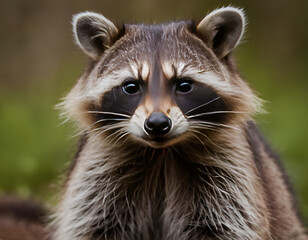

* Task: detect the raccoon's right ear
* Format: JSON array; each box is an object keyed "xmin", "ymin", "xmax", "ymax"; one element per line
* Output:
[{"xmin": 72, "ymin": 12, "xmax": 118, "ymax": 60}]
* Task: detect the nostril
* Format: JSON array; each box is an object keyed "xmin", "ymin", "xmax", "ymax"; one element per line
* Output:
[
  {"xmin": 145, "ymin": 121, "xmax": 154, "ymax": 130},
  {"xmin": 161, "ymin": 121, "xmax": 169, "ymax": 130},
  {"xmin": 144, "ymin": 112, "xmax": 172, "ymax": 136}
]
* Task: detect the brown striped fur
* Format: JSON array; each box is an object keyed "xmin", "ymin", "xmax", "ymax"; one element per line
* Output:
[{"xmin": 52, "ymin": 7, "xmax": 307, "ymax": 240}]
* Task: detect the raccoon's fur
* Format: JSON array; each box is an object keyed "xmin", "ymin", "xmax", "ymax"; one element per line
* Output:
[{"xmin": 53, "ymin": 7, "xmax": 307, "ymax": 240}]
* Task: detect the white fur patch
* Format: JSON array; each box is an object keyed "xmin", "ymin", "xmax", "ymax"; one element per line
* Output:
[
  {"xmin": 128, "ymin": 105, "xmax": 147, "ymax": 139},
  {"xmin": 161, "ymin": 61, "xmax": 174, "ymax": 79},
  {"xmin": 141, "ymin": 62, "xmax": 150, "ymax": 80},
  {"xmin": 167, "ymin": 106, "xmax": 190, "ymax": 138},
  {"xmin": 161, "ymin": 61, "xmax": 193, "ymax": 80}
]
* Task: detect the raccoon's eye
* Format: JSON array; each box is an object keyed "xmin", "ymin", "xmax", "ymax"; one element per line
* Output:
[
  {"xmin": 176, "ymin": 79, "xmax": 193, "ymax": 93},
  {"xmin": 122, "ymin": 80, "xmax": 140, "ymax": 94}
]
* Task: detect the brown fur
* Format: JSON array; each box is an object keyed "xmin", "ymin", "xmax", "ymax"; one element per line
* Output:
[{"xmin": 246, "ymin": 122, "xmax": 307, "ymax": 239}]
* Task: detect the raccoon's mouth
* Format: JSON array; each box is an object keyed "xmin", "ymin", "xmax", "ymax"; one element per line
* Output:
[
  {"xmin": 150, "ymin": 137, "xmax": 168, "ymax": 142},
  {"xmin": 145, "ymin": 138, "xmax": 173, "ymax": 148},
  {"xmin": 147, "ymin": 136, "xmax": 170, "ymax": 145},
  {"xmin": 141, "ymin": 132, "xmax": 186, "ymax": 148}
]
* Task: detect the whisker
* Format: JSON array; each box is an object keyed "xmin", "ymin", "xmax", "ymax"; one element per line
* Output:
[
  {"xmin": 171, "ymin": 146, "xmax": 181, "ymax": 155},
  {"xmin": 191, "ymin": 120, "xmax": 240, "ymax": 131},
  {"xmin": 86, "ymin": 111, "xmax": 131, "ymax": 119},
  {"xmin": 104, "ymin": 129, "xmax": 124, "ymax": 143},
  {"xmin": 114, "ymin": 131, "xmax": 131, "ymax": 145},
  {"xmin": 188, "ymin": 111, "xmax": 246, "ymax": 119},
  {"xmin": 56, "ymin": 118, "xmax": 70, "ymax": 127},
  {"xmin": 71, "ymin": 118, "xmax": 127, "ymax": 137},
  {"xmin": 190, "ymin": 129, "xmax": 224, "ymax": 151},
  {"xmin": 186, "ymin": 97, "xmax": 221, "ymax": 115},
  {"xmin": 190, "ymin": 124, "xmax": 230, "ymax": 135},
  {"xmin": 190, "ymin": 132, "xmax": 210, "ymax": 153},
  {"xmin": 92, "ymin": 123, "xmax": 128, "ymax": 138},
  {"xmin": 191, "ymin": 122, "xmax": 229, "ymax": 131},
  {"xmin": 85, "ymin": 122, "xmax": 122, "ymax": 135},
  {"xmin": 190, "ymin": 125, "xmax": 221, "ymax": 134}
]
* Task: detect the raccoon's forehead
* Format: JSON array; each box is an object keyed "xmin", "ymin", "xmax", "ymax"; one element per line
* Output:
[
  {"xmin": 99, "ymin": 21, "xmax": 217, "ymax": 78},
  {"xmin": 79, "ymin": 21, "xmax": 225, "ymax": 98}
]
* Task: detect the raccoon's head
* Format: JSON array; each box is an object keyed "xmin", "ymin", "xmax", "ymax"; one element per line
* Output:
[{"xmin": 61, "ymin": 7, "xmax": 261, "ymax": 148}]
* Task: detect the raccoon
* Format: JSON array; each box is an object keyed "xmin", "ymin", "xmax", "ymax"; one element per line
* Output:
[{"xmin": 53, "ymin": 7, "xmax": 308, "ymax": 240}]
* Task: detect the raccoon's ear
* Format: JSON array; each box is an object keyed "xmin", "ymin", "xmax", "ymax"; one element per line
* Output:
[
  {"xmin": 197, "ymin": 7, "xmax": 245, "ymax": 58},
  {"xmin": 72, "ymin": 12, "xmax": 118, "ymax": 60}
]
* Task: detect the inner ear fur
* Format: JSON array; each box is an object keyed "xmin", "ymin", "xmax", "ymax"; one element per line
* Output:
[
  {"xmin": 73, "ymin": 12, "xmax": 119, "ymax": 60},
  {"xmin": 197, "ymin": 7, "xmax": 245, "ymax": 58}
]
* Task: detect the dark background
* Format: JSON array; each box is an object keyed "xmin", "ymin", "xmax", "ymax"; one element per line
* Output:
[{"xmin": 1, "ymin": 0, "xmax": 307, "ymax": 221}]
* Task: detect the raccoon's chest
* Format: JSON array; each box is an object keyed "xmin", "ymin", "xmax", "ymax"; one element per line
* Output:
[{"xmin": 86, "ymin": 148, "xmax": 218, "ymax": 240}]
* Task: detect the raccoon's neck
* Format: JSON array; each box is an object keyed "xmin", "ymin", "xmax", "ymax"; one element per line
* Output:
[{"xmin": 55, "ymin": 123, "xmax": 275, "ymax": 240}]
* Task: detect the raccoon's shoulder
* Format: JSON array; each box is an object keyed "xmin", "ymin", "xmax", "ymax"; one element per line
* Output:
[{"xmin": 245, "ymin": 121, "xmax": 301, "ymax": 218}]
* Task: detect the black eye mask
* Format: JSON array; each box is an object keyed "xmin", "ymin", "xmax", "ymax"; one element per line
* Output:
[
  {"xmin": 101, "ymin": 84, "xmax": 144, "ymax": 118},
  {"xmin": 91, "ymin": 77, "xmax": 229, "ymax": 126},
  {"xmin": 171, "ymin": 80, "xmax": 229, "ymax": 123}
]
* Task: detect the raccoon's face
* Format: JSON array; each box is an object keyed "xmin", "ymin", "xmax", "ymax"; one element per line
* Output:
[{"xmin": 63, "ymin": 8, "xmax": 261, "ymax": 148}]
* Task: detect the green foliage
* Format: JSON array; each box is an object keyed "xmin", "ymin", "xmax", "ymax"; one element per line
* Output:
[{"xmin": 0, "ymin": 60, "xmax": 79, "ymax": 202}]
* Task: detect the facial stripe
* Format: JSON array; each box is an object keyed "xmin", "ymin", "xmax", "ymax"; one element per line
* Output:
[
  {"xmin": 180, "ymin": 70, "xmax": 234, "ymax": 95},
  {"xmin": 85, "ymin": 67, "xmax": 135, "ymax": 100},
  {"xmin": 148, "ymin": 59, "xmax": 164, "ymax": 110}
]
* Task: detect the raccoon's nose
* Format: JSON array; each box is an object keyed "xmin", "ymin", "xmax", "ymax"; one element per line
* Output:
[{"xmin": 144, "ymin": 112, "xmax": 172, "ymax": 136}]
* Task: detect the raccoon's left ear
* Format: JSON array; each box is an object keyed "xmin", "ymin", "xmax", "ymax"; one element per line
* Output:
[
  {"xmin": 197, "ymin": 7, "xmax": 245, "ymax": 58},
  {"xmin": 72, "ymin": 12, "xmax": 118, "ymax": 60}
]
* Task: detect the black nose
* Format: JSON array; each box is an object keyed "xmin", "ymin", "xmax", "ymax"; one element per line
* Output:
[{"xmin": 144, "ymin": 112, "xmax": 172, "ymax": 136}]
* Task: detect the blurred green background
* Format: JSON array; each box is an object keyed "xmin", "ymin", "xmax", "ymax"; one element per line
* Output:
[{"xmin": 0, "ymin": 0, "xmax": 307, "ymax": 222}]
